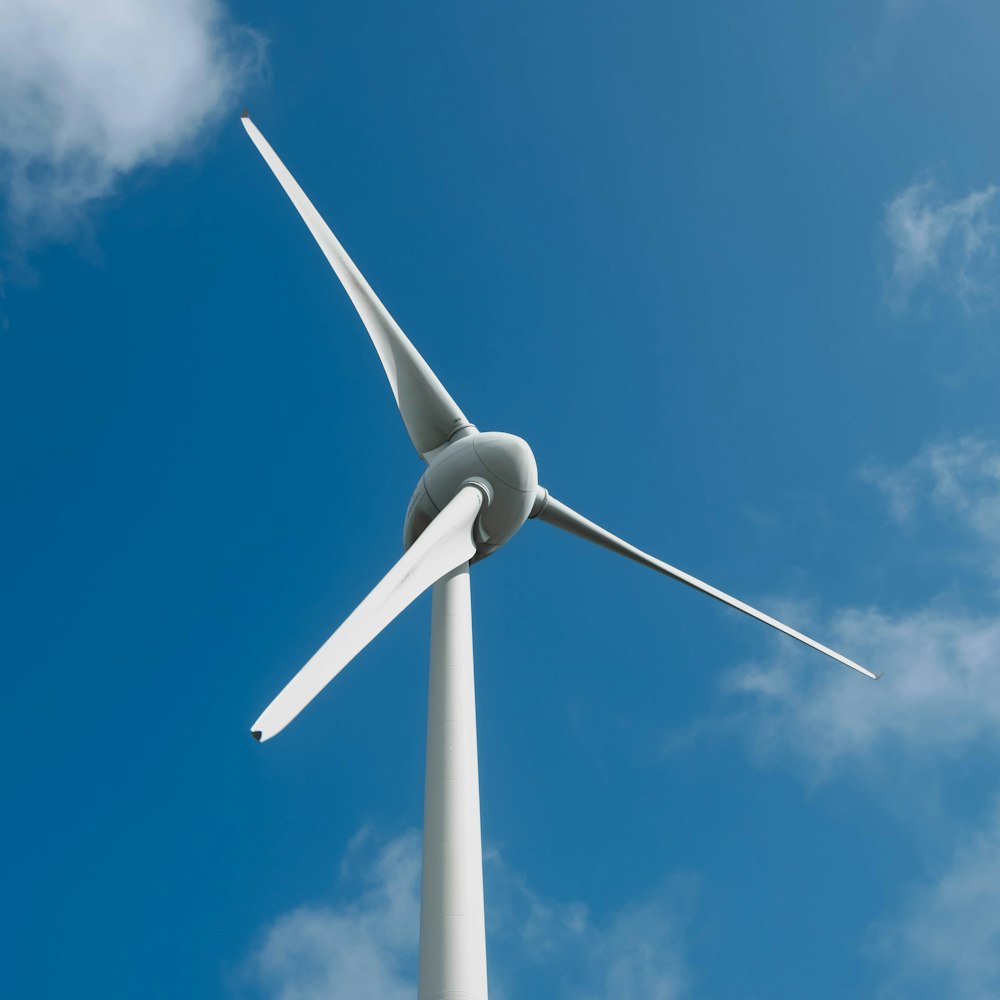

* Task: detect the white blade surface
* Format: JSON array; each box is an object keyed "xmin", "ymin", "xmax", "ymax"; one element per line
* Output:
[
  {"xmin": 532, "ymin": 491, "xmax": 879, "ymax": 680},
  {"xmin": 242, "ymin": 113, "xmax": 473, "ymax": 459},
  {"xmin": 252, "ymin": 485, "xmax": 485, "ymax": 741}
]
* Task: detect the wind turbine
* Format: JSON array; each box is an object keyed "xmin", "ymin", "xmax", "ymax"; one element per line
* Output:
[{"xmin": 241, "ymin": 112, "xmax": 878, "ymax": 1000}]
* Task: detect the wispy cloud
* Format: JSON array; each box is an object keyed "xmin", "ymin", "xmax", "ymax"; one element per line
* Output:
[
  {"xmin": 882, "ymin": 179, "xmax": 1000, "ymax": 312},
  {"xmin": 0, "ymin": 0, "xmax": 265, "ymax": 258},
  {"xmin": 242, "ymin": 830, "xmax": 420, "ymax": 1000},
  {"xmin": 726, "ymin": 602, "xmax": 1000, "ymax": 772},
  {"xmin": 877, "ymin": 800, "xmax": 1000, "ymax": 999},
  {"xmin": 240, "ymin": 831, "xmax": 692, "ymax": 1000},
  {"xmin": 863, "ymin": 435, "xmax": 1000, "ymax": 538},
  {"xmin": 722, "ymin": 434, "xmax": 1000, "ymax": 774},
  {"xmin": 719, "ymin": 435, "xmax": 1000, "ymax": 993},
  {"xmin": 485, "ymin": 846, "xmax": 692, "ymax": 1000},
  {"xmin": 862, "ymin": 435, "xmax": 1000, "ymax": 575}
]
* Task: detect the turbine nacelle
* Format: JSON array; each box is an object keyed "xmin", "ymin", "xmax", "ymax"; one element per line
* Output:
[{"xmin": 404, "ymin": 430, "xmax": 539, "ymax": 561}]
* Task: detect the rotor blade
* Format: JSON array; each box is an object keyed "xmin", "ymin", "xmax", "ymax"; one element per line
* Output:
[
  {"xmin": 252, "ymin": 485, "xmax": 485, "ymax": 742},
  {"xmin": 241, "ymin": 113, "xmax": 474, "ymax": 459},
  {"xmin": 531, "ymin": 490, "xmax": 879, "ymax": 680}
]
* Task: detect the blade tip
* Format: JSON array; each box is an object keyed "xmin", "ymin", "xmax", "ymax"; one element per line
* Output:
[
  {"xmin": 251, "ymin": 728, "xmax": 263, "ymax": 742},
  {"xmin": 241, "ymin": 107, "xmax": 250, "ymax": 120}
]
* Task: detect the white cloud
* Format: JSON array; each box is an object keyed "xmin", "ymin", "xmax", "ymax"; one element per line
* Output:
[
  {"xmin": 715, "ymin": 436, "xmax": 1000, "ymax": 995},
  {"xmin": 722, "ymin": 435, "xmax": 1000, "ymax": 773},
  {"xmin": 485, "ymin": 846, "xmax": 692, "ymax": 1000},
  {"xmin": 883, "ymin": 179, "xmax": 1000, "ymax": 311},
  {"xmin": 878, "ymin": 801, "xmax": 1000, "ymax": 999},
  {"xmin": 580, "ymin": 900, "xmax": 689, "ymax": 1000},
  {"xmin": 244, "ymin": 830, "xmax": 420, "ymax": 1000},
  {"xmin": 242, "ymin": 832, "xmax": 692, "ymax": 1000},
  {"xmin": 725, "ymin": 602, "xmax": 1000, "ymax": 772},
  {"xmin": 0, "ymin": 0, "xmax": 264, "ymax": 251},
  {"xmin": 862, "ymin": 436, "xmax": 1000, "ymax": 560}
]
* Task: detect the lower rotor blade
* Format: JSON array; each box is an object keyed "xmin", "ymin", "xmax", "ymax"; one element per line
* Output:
[
  {"xmin": 252, "ymin": 485, "xmax": 485, "ymax": 742},
  {"xmin": 531, "ymin": 490, "xmax": 878, "ymax": 680}
]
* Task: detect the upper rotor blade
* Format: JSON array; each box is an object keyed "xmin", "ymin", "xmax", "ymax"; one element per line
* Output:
[
  {"xmin": 252, "ymin": 484, "xmax": 485, "ymax": 742},
  {"xmin": 532, "ymin": 491, "xmax": 879, "ymax": 680},
  {"xmin": 241, "ymin": 113, "xmax": 474, "ymax": 459}
]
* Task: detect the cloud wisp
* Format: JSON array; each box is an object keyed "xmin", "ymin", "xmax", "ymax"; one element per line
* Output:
[
  {"xmin": 883, "ymin": 179, "xmax": 1000, "ymax": 313},
  {"xmin": 862, "ymin": 435, "xmax": 1000, "ymax": 568},
  {"xmin": 877, "ymin": 800, "xmax": 1000, "ymax": 999},
  {"xmin": 863, "ymin": 437, "xmax": 1000, "ymax": 525},
  {"xmin": 0, "ymin": 0, "xmax": 265, "ymax": 258},
  {"xmin": 243, "ymin": 830, "xmax": 420, "ymax": 1000},
  {"xmin": 721, "ymin": 434, "xmax": 1000, "ymax": 774},
  {"xmin": 241, "ymin": 830, "xmax": 692, "ymax": 1000},
  {"xmin": 725, "ymin": 601, "xmax": 1000, "ymax": 772},
  {"xmin": 716, "ymin": 434, "xmax": 1000, "ymax": 995},
  {"xmin": 484, "ymin": 845, "xmax": 692, "ymax": 1000}
]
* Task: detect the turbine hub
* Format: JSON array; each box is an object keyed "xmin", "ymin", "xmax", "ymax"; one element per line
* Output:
[{"xmin": 404, "ymin": 432, "xmax": 538, "ymax": 561}]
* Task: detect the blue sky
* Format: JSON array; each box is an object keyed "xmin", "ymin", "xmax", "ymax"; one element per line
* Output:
[{"xmin": 4, "ymin": 1, "xmax": 1000, "ymax": 997}]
